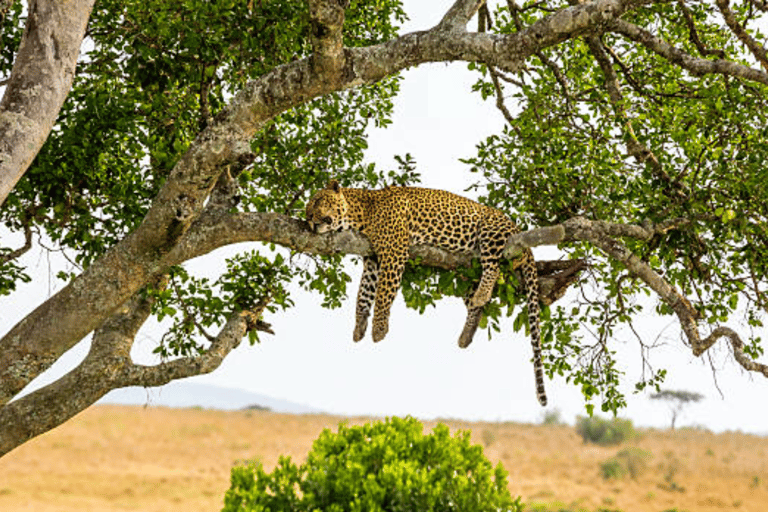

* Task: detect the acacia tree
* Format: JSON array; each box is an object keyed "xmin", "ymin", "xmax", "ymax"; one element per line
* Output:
[
  {"xmin": 650, "ymin": 389, "xmax": 704, "ymax": 429},
  {"xmin": 1, "ymin": 0, "xmax": 767, "ymax": 457}
]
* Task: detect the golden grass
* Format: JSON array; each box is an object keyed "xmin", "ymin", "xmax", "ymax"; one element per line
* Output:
[{"xmin": 1, "ymin": 405, "xmax": 766, "ymax": 512}]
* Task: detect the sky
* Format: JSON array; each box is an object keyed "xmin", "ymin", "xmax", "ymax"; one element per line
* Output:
[{"xmin": 4, "ymin": 1, "xmax": 768, "ymax": 434}]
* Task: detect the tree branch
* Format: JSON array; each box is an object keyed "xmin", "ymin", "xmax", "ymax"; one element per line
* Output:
[
  {"xmin": 0, "ymin": 290, "xmax": 154, "ymax": 457},
  {"xmin": 0, "ymin": 219, "xmax": 32, "ymax": 264},
  {"xmin": 309, "ymin": 0, "xmax": 348, "ymax": 80},
  {"xmin": 117, "ymin": 308, "xmax": 265, "ymax": 388},
  {"xmin": 608, "ymin": 18, "xmax": 768, "ymax": 86},
  {"xmin": 715, "ymin": 0, "xmax": 768, "ymax": 72},
  {"xmin": 0, "ymin": 0, "xmax": 97, "ymax": 206},
  {"xmin": 0, "ymin": 290, "xmax": 271, "ymax": 456},
  {"xmin": 543, "ymin": 217, "xmax": 768, "ymax": 379},
  {"xmin": 676, "ymin": 0, "xmax": 726, "ymax": 59},
  {"xmin": 437, "ymin": 0, "xmax": 486, "ymax": 32},
  {"xmin": 585, "ymin": 35, "xmax": 689, "ymax": 201}
]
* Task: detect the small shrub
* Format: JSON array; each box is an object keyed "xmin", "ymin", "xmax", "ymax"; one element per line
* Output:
[
  {"xmin": 600, "ymin": 447, "xmax": 651, "ymax": 480},
  {"xmin": 575, "ymin": 415, "xmax": 637, "ymax": 446},
  {"xmin": 481, "ymin": 428, "xmax": 497, "ymax": 447},
  {"xmin": 658, "ymin": 452, "xmax": 685, "ymax": 493},
  {"xmin": 222, "ymin": 416, "xmax": 522, "ymax": 512},
  {"xmin": 541, "ymin": 409, "xmax": 565, "ymax": 426},
  {"xmin": 599, "ymin": 458, "xmax": 627, "ymax": 480}
]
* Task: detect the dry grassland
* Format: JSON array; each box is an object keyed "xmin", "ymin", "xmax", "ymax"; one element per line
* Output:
[{"xmin": 1, "ymin": 405, "xmax": 767, "ymax": 511}]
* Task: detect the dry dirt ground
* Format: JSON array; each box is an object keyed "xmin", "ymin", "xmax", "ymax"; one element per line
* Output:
[{"xmin": 1, "ymin": 405, "xmax": 767, "ymax": 511}]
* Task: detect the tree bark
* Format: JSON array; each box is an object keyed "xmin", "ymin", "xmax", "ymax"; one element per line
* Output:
[{"xmin": 0, "ymin": 0, "xmax": 96, "ymax": 206}]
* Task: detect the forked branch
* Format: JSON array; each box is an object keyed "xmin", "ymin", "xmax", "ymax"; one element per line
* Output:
[{"xmin": 507, "ymin": 217, "xmax": 768, "ymax": 379}]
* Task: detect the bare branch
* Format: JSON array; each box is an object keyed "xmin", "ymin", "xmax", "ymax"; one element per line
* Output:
[
  {"xmin": 551, "ymin": 217, "xmax": 768, "ymax": 379},
  {"xmin": 608, "ymin": 18, "xmax": 768, "ymax": 86}
]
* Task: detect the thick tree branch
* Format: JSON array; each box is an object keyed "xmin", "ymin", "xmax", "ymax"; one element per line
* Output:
[
  {"xmin": 309, "ymin": 0, "xmax": 348, "ymax": 80},
  {"xmin": 0, "ymin": 291, "xmax": 154, "ymax": 457},
  {"xmin": 0, "ymin": 291, "xmax": 270, "ymax": 457},
  {"xmin": 178, "ymin": 208, "xmax": 766, "ymax": 377},
  {"xmin": 538, "ymin": 217, "xmax": 768, "ymax": 379},
  {"xmin": 608, "ymin": 18, "xmax": 768, "ymax": 86},
  {"xmin": 0, "ymin": 0, "xmax": 96, "ymax": 206}
]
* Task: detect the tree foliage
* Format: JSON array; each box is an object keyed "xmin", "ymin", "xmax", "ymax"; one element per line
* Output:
[{"xmin": 1, "ymin": 0, "xmax": 767, "ymax": 456}]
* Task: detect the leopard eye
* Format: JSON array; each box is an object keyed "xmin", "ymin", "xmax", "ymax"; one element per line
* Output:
[{"xmin": 322, "ymin": 216, "xmax": 332, "ymax": 224}]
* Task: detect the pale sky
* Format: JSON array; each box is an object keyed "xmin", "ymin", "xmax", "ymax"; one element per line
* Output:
[{"xmin": 4, "ymin": 1, "xmax": 768, "ymax": 434}]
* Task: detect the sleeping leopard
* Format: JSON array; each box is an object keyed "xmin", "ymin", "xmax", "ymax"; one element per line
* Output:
[{"xmin": 306, "ymin": 180, "xmax": 547, "ymax": 406}]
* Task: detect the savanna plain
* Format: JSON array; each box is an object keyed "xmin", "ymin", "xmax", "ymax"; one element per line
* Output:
[{"xmin": 1, "ymin": 405, "xmax": 766, "ymax": 512}]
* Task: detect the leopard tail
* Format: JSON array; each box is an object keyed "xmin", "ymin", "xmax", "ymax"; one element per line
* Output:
[{"xmin": 523, "ymin": 255, "xmax": 547, "ymax": 406}]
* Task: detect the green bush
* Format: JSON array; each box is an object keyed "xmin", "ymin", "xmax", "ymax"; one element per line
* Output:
[
  {"xmin": 541, "ymin": 409, "xmax": 565, "ymax": 426},
  {"xmin": 575, "ymin": 415, "xmax": 637, "ymax": 446},
  {"xmin": 600, "ymin": 447, "xmax": 651, "ymax": 480},
  {"xmin": 222, "ymin": 416, "xmax": 522, "ymax": 512},
  {"xmin": 599, "ymin": 458, "xmax": 628, "ymax": 480}
]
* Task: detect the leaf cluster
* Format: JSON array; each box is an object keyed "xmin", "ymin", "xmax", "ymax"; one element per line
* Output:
[{"xmin": 146, "ymin": 252, "xmax": 294, "ymax": 357}]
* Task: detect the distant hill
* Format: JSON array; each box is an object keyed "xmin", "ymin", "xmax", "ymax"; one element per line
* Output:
[{"xmin": 99, "ymin": 381, "xmax": 321, "ymax": 414}]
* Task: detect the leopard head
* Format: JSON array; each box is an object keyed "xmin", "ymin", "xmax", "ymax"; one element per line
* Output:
[{"xmin": 306, "ymin": 180, "xmax": 350, "ymax": 234}]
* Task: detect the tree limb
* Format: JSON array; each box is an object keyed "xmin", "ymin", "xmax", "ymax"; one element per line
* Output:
[
  {"xmin": 0, "ymin": 290, "xmax": 270, "ymax": 457},
  {"xmin": 585, "ymin": 34, "xmax": 689, "ymax": 201},
  {"xmin": 676, "ymin": 0, "xmax": 726, "ymax": 59},
  {"xmin": 608, "ymin": 18, "xmax": 768, "ymax": 86},
  {"xmin": 546, "ymin": 217, "xmax": 768, "ymax": 379},
  {"xmin": 0, "ymin": 0, "xmax": 97, "ymax": 206},
  {"xmin": 715, "ymin": 0, "xmax": 768, "ymax": 72},
  {"xmin": 437, "ymin": 0, "xmax": 486, "ymax": 32}
]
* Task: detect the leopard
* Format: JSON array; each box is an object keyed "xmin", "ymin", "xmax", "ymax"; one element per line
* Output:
[{"xmin": 306, "ymin": 180, "xmax": 547, "ymax": 406}]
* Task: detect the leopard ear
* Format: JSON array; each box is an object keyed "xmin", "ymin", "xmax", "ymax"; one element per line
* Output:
[{"xmin": 327, "ymin": 180, "xmax": 341, "ymax": 192}]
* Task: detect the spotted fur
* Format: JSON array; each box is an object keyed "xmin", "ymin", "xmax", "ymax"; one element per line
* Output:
[{"xmin": 306, "ymin": 181, "xmax": 547, "ymax": 406}]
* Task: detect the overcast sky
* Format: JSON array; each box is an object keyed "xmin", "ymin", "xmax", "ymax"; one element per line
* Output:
[{"xmin": 5, "ymin": 1, "xmax": 768, "ymax": 434}]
